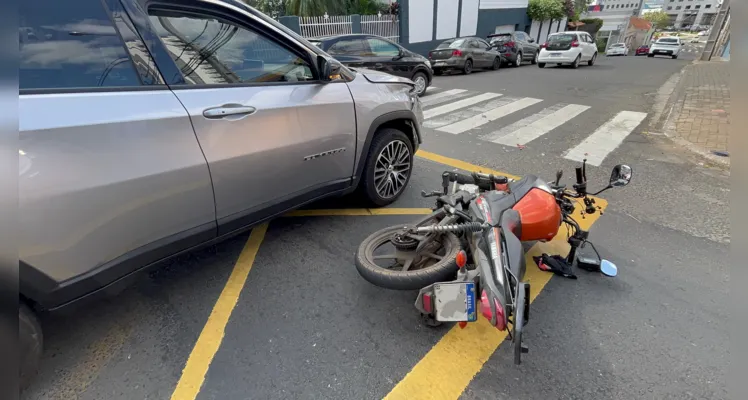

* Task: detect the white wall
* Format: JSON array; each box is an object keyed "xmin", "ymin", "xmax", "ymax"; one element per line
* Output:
[
  {"xmin": 479, "ymin": 0, "xmax": 529, "ymax": 9},
  {"xmin": 529, "ymin": 17, "xmax": 567, "ymax": 43},
  {"xmin": 459, "ymin": 0, "xmax": 480, "ymax": 36},
  {"xmin": 436, "ymin": 0, "xmax": 459, "ymax": 39},
  {"xmin": 408, "ymin": 0, "xmax": 434, "ymax": 43}
]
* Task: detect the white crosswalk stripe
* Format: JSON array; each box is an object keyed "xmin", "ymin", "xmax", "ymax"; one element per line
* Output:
[
  {"xmin": 419, "ymin": 87, "xmax": 648, "ymax": 165},
  {"xmin": 482, "ymin": 103, "xmax": 590, "ymax": 145},
  {"xmin": 438, "ymin": 97, "xmax": 543, "ymax": 134},
  {"xmin": 423, "ymin": 92, "xmax": 502, "ymax": 119},
  {"xmin": 420, "ymin": 89, "xmax": 470, "ymax": 106},
  {"xmin": 564, "ymin": 111, "xmax": 648, "ymax": 166}
]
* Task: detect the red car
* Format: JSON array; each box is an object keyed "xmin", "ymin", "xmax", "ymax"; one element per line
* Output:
[{"xmin": 636, "ymin": 45, "xmax": 650, "ymax": 56}]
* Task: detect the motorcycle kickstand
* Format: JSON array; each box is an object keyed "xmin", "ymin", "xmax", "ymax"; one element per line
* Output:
[{"xmin": 420, "ymin": 313, "xmax": 442, "ymax": 327}]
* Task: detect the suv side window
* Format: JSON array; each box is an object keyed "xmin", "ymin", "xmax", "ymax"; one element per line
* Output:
[
  {"xmin": 515, "ymin": 32, "xmax": 526, "ymax": 41},
  {"xmin": 328, "ymin": 38, "xmax": 369, "ymax": 56},
  {"xmin": 20, "ymin": 0, "xmax": 142, "ymax": 91},
  {"xmin": 148, "ymin": 10, "xmax": 314, "ymax": 85},
  {"xmin": 366, "ymin": 38, "xmax": 400, "ymax": 57},
  {"xmin": 476, "ymin": 39, "xmax": 491, "ymax": 49}
]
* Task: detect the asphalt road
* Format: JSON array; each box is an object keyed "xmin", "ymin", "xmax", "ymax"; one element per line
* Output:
[{"xmin": 22, "ymin": 49, "xmax": 728, "ymax": 400}]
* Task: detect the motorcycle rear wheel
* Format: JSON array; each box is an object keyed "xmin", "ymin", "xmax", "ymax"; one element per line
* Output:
[{"xmin": 355, "ymin": 225, "xmax": 462, "ymax": 290}]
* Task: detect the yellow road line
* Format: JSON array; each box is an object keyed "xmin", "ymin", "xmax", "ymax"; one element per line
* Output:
[
  {"xmin": 416, "ymin": 150, "xmax": 520, "ymax": 180},
  {"xmin": 170, "ymin": 223, "xmax": 268, "ymax": 400},
  {"xmin": 284, "ymin": 208, "xmax": 433, "ymax": 217},
  {"xmin": 385, "ymin": 200, "xmax": 607, "ymax": 400}
]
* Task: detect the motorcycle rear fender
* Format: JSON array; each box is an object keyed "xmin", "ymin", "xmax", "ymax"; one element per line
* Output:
[{"xmin": 500, "ymin": 209, "xmax": 526, "ymax": 282}]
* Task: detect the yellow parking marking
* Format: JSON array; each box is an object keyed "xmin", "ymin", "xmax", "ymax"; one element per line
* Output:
[
  {"xmin": 285, "ymin": 208, "xmax": 433, "ymax": 217},
  {"xmin": 170, "ymin": 223, "xmax": 268, "ymax": 400},
  {"xmin": 384, "ymin": 200, "xmax": 607, "ymax": 400},
  {"xmin": 416, "ymin": 150, "xmax": 520, "ymax": 180}
]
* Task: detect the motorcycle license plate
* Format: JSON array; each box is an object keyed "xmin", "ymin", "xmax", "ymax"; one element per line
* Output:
[{"xmin": 433, "ymin": 282, "xmax": 478, "ymax": 322}]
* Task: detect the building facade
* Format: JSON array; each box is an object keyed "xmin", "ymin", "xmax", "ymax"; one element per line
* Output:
[{"xmin": 662, "ymin": 0, "xmax": 722, "ymax": 28}]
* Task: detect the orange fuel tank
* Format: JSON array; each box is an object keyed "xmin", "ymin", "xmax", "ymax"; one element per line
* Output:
[{"xmin": 512, "ymin": 188, "xmax": 562, "ymax": 242}]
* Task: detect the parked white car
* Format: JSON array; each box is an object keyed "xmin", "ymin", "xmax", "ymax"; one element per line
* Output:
[
  {"xmin": 648, "ymin": 37, "xmax": 683, "ymax": 59},
  {"xmin": 606, "ymin": 43, "xmax": 629, "ymax": 56},
  {"xmin": 537, "ymin": 31, "xmax": 598, "ymax": 69}
]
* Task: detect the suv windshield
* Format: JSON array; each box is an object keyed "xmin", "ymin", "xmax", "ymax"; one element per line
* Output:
[{"xmin": 437, "ymin": 39, "xmax": 466, "ymax": 49}]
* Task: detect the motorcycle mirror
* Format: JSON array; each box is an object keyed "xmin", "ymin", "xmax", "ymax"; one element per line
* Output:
[
  {"xmin": 555, "ymin": 170, "xmax": 563, "ymax": 186},
  {"xmin": 609, "ymin": 164, "xmax": 632, "ymax": 187},
  {"xmin": 600, "ymin": 259, "xmax": 618, "ymax": 277}
]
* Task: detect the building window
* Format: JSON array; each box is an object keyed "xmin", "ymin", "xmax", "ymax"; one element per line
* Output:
[
  {"xmin": 685, "ymin": 5, "xmax": 690, "ymax": 8},
  {"xmin": 695, "ymin": 5, "xmax": 700, "ymax": 8},
  {"xmin": 667, "ymin": 6, "xmax": 673, "ymax": 9},
  {"xmin": 705, "ymin": 4, "xmax": 711, "ymax": 7},
  {"xmin": 676, "ymin": 5, "xmax": 681, "ymax": 9}
]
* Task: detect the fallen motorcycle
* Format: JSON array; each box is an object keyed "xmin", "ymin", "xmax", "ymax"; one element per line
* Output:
[{"xmin": 354, "ymin": 160, "xmax": 632, "ymax": 364}]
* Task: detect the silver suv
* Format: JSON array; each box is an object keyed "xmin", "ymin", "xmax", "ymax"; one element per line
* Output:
[{"xmin": 19, "ymin": 0, "xmax": 423, "ymax": 388}]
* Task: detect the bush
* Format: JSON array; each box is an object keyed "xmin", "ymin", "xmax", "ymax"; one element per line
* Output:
[{"xmin": 596, "ymin": 38, "xmax": 607, "ymax": 53}]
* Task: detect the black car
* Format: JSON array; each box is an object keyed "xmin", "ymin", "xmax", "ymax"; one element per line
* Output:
[
  {"xmin": 487, "ymin": 31, "xmax": 540, "ymax": 67},
  {"xmin": 309, "ymin": 34, "xmax": 433, "ymax": 96}
]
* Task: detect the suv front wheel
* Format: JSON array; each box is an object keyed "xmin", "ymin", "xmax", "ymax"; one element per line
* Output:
[
  {"xmin": 359, "ymin": 128, "xmax": 414, "ymax": 206},
  {"xmin": 20, "ymin": 303, "xmax": 43, "ymax": 391}
]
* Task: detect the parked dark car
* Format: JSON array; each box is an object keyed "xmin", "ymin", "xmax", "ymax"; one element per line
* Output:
[
  {"xmin": 428, "ymin": 37, "xmax": 503, "ymax": 75},
  {"xmin": 487, "ymin": 31, "xmax": 540, "ymax": 67},
  {"xmin": 309, "ymin": 34, "xmax": 433, "ymax": 96},
  {"xmin": 635, "ymin": 45, "xmax": 650, "ymax": 55}
]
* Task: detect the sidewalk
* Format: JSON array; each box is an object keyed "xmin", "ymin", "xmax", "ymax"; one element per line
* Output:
[{"xmin": 665, "ymin": 60, "xmax": 730, "ymax": 165}]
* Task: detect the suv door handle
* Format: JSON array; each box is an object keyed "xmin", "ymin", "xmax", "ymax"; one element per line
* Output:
[{"xmin": 203, "ymin": 104, "xmax": 256, "ymax": 119}]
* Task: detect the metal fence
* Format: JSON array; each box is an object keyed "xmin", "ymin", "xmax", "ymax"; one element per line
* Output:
[
  {"xmin": 361, "ymin": 15, "xmax": 400, "ymax": 42},
  {"xmin": 299, "ymin": 15, "xmax": 352, "ymax": 38}
]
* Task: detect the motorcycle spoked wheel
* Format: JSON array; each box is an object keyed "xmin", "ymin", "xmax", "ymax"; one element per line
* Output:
[
  {"xmin": 512, "ymin": 281, "xmax": 528, "ymax": 365},
  {"xmin": 355, "ymin": 225, "xmax": 462, "ymax": 290}
]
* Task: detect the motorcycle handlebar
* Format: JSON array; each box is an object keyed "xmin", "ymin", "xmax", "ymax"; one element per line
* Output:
[
  {"xmin": 443, "ymin": 171, "xmax": 509, "ymax": 192},
  {"xmin": 575, "ymin": 167, "xmax": 584, "ymax": 185}
]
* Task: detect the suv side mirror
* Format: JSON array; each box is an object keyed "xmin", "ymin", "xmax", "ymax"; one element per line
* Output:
[
  {"xmin": 393, "ymin": 49, "xmax": 405, "ymax": 60},
  {"xmin": 317, "ymin": 56, "xmax": 342, "ymax": 82},
  {"xmin": 528, "ymin": 38, "xmax": 535, "ymax": 43}
]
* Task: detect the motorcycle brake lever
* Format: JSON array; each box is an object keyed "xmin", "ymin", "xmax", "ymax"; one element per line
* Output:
[{"xmin": 421, "ymin": 190, "xmax": 443, "ymax": 198}]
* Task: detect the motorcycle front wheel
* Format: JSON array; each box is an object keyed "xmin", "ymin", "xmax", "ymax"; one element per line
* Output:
[
  {"xmin": 355, "ymin": 225, "xmax": 462, "ymax": 290},
  {"xmin": 513, "ymin": 281, "xmax": 527, "ymax": 365}
]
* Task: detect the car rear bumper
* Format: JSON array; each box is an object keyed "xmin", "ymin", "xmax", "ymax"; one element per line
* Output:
[
  {"xmin": 538, "ymin": 52, "xmax": 578, "ymax": 63},
  {"xmin": 429, "ymin": 58, "xmax": 464, "ymax": 68},
  {"xmin": 649, "ymin": 48, "xmax": 677, "ymax": 55}
]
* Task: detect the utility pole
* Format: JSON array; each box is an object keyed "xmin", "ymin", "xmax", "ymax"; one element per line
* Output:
[{"xmin": 700, "ymin": 0, "xmax": 730, "ymax": 61}]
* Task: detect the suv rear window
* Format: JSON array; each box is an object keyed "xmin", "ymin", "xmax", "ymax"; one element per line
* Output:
[
  {"xmin": 489, "ymin": 34, "xmax": 512, "ymax": 44},
  {"xmin": 20, "ymin": 0, "xmax": 142, "ymax": 91},
  {"xmin": 437, "ymin": 39, "xmax": 466, "ymax": 49},
  {"xmin": 657, "ymin": 38, "xmax": 679, "ymax": 44}
]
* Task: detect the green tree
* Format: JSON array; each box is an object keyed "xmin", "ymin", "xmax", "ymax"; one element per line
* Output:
[
  {"xmin": 643, "ymin": 10, "xmax": 671, "ymax": 31},
  {"xmin": 284, "ymin": 0, "xmax": 348, "ymax": 16},
  {"xmin": 527, "ymin": 0, "xmax": 565, "ymax": 41}
]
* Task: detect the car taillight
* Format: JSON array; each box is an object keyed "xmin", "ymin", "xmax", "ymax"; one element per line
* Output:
[
  {"xmin": 452, "ymin": 49, "xmax": 462, "ymax": 57},
  {"xmin": 504, "ymin": 41, "xmax": 516, "ymax": 48},
  {"xmin": 480, "ymin": 290, "xmax": 506, "ymax": 331},
  {"xmin": 571, "ymin": 40, "xmax": 580, "ymax": 47},
  {"xmin": 540, "ymin": 42, "xmax": 548, "ymax": 48}
]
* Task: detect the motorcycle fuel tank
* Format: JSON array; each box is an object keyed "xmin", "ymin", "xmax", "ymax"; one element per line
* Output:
[{"xmin": 512, "ymin": 188, "xmax": 562, "ymax": 242}]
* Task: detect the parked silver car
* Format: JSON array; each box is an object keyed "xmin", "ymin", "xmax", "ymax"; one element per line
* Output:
[
  {"xmin": 19, "ymin": 0, "xmax": 423, "ymax": 388},
  {"xmin": 428, "ymin": 37, "xmax": 503, "ymax": 75}
]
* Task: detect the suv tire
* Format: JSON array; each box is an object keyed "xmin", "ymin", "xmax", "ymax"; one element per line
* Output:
[
  {"xmin": 359, "ymin": 128, "xmax": 414, "ymax": 206},
  {"xmin": 20, "ymin": 303, "xmax": 42, "ymax": 391}
]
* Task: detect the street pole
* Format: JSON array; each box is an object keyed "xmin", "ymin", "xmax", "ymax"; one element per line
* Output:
[{"xmin": 700, "ymin": 0, "xmax": 730, "ymax": 61}]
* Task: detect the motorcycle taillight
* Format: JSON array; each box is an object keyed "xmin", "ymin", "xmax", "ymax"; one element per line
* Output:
[{"xmin": 481, "ymin": 290, "xmax": 506, "ymax": 331}]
